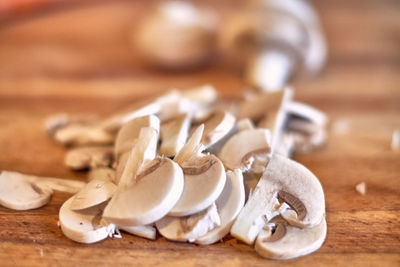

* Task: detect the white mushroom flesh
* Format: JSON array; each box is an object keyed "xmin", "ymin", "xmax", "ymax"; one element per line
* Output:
[{"xmin": 70, "ymin": 179, "xmax": 117, "ymax": 210}]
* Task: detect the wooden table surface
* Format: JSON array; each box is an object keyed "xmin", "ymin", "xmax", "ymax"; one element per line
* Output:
[{"xmin": 0, "ymin": 0, "xmax": 399, "ymax": 266}]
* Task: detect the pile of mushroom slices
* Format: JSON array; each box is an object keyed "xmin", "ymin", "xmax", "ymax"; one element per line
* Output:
[{"xmin": 43, "ymin": 84, "xmax": 327, "ymax": 259}]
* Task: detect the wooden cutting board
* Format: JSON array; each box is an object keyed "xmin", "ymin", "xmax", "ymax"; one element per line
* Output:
[{"xmin": 0, "ymin": 0, "xmax": 399, "ymax": 266}]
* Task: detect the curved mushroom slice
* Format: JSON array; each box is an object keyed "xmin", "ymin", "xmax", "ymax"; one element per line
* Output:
[
  {"xmin": 181, "ymin": 84, "xmax": 217, "ymax": 105},
  {"xmin": 45, "ymin": 113, "xmax": 99, "ymax": 137},
  {"xmin": 114, "ymin": 115, "xmax": 160, "ymax": 160},
  {"xmin": 194, "ymin": 111, "xmax": 236, "ymax": 149},
  {"xmin": 59, "ymin": 197, "xmax": 112, "ymax": 244},
  {"xmin": 156, "ymin": 203, "xmax": 220, "ymax": 242},
  {"xmin": 230, "ymin": 154, "xmax": 325, "ymax": 245},
  {"xmin": 0, "ymin": 171, "xmax": 53, "ymax": 210},
  {"xmin": 103, "ymin": 158, "xmax": 184, "ymax": 227},
  {"xmin": 119, "ymin": 225, "xmax": 156, "ymax": 240},
  {"xmin": 70, "ymin": 179, "xmax": 117, "ymax": 210},
  {"xmin": 286, "ymin": 101, "xmax": 328, "ymax": 127},
  {"xmin": 173, "ymin": 124, "xmax": 205, "ymax": 164},
  {"xmin": 65, "ymin": 146, "xmax": 113, "ymax": 170},
  {"xmin": 195, "ymin": 169, "xmax": 245, "ymax": 245},
  {"xmin": 255, "ymin": 218, "xmax": 327, "ymax": 260},
  {"xmin": 160, "ymin": 114, "xmax": 191, "ymax": 157},
  {"xmin": 88, "ymin": 168, "xmax": 116, "ymax": 183},
  {"xmin": 218, "ymin": 128, "xmax": 271, "ymax": 171},
  {"xmin": 54, "ymin": 124, "xmax": 115, "ymax": 147},
  {"xmin": 118, "ymin": 127, "xmax": 159, "ymax": 188},
  {"xmin": 169, "ymin": 154, "xmax": 226, "ymax": 216},
  {"xmin": 114, "ymin": 152, "xmax": 129, "ymax": 185}
]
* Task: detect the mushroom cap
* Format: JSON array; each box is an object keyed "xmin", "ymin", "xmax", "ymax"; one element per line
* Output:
[
  {"xmin": 103, "ymin": 158, "xmax": 184, "ymax": 226},
  {"xmin": 195, "ymin": 169, "xmax": 245, "ymax": 245},
  {"xmin": 114, "ymin": 115, "xmax": 160, "ymax": 160},
  {"xmin": 218, "ymin": 128, "xmax": 271, "ymax": 171},
  {"xmin": 255, "ymin": 218, "xmax": 327, "ymax": 260},
  {"xmin": 0, "ymin": 171, "xmax": 53, "ymax": 210},
  {"xmin": 168, "ymin": 154, "xmax": 226, "ymax": 216},
  {"xmin": 70, "ymin": 179, "xmax": 117, "ymax": 210},
  {"xmin": 230, "ymin": 154, "xmax": 325, "ymax": 244},
  {"xmin": 59, "ymin": 197, "xmax": 110, "ymax": 244}
]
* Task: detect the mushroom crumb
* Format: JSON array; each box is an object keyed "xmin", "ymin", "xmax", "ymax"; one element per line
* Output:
[{"xmin": 355, "ymin": 182, "xmax": 367, "ymax": 195}]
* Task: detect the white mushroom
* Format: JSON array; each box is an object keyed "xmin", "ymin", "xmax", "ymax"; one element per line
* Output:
[
  {"xmin": 218, "ymin": 128, "xmax": 271, "ymax": 171},
  {"xmin": 65, "ymin": 146, "xmax": 114, "ymax": 170},
  {"xmin": 0, "ymin": 171, "xmax": 85, "ymax": 210},
  {"xmin": 230, "ymin": 154, "xmax": 325, "ymax": 244},
  {"xmin": 181, "ymin": 84, "xmax": 217, "ymax": 105},
  {"xmin": 103, "ymin": 158, "xmax": 184, "ymax": 227},
  {"xmin": 285, "ymin": 101, "xmax": 328, "ymax": 127},
  {"xmin": 195, "ymin": 169, "xmax": 245, "ymax": 245},
  {"xmin": 59, "ymin": 197, "xmax": 113, "ymax": 244},
  {"xmin": 70, "ymin": 179, "xmax": 117, "ymax": 210},
  {"xmin": 119, "ymin": 225, "xmax": 157, "ymax": 240},
  {"xmin": 156, "ymin": 203, "xmax": 220, "ymax": 242},
  {"xmin": 45, "ymin": 113, "xmax": 98, "ymax": 137},
  {"xmin": 114, "ymin": 115, "xmax": 160, "ymax": 160},
  {"xmin": 159, "ymin": 114, "xmax": 191, "ymax": 157},
  {"xmin": 255, "ymin": 218, "xmax": 327, "ymax": 260},
  {"xmin": 169, "ymin": 125, "xmax": 226, "ymax": 216},
  {"xmin": 193, "ymin": 110, "xmax": 236, "ymax": 149},
  {"xmin": 54, "ymin": 124, "xmax": 115, "ymax": 147}
]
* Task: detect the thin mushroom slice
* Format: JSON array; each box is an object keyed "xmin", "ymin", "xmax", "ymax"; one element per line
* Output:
[
  {"xmin": 0, "ymin": 171, "xmax": 53, "ymax": 210},
  {"xmin": 103, "ymin": 157, "xmax": 184, "ymax": 226},
  {"xmin": 156, "ymin": 203, "xmax": 220, "ymax": 242},
  {"xmin": 195, "ymin": 169, "xmax": 245, "ymax": 245},
  {"xmin": 173, "ymin": 124, "xmax": 205, "ymax": 165},
  {"xmin": 255, "ymin": 219, "xmax": 327, "ymax": 260},
  {"xmin": 54, "ymin": 124, "xmax": 115, "ymax": 147},
  {"xmin": 168, "ymin": 154, "xmax": 226, "ymax": 216},
  {"xmin": 70, "ymin": 179, "xmax": 117, "ymax": 210},
  {"xmin": 181, "ymin": 84, "xmax": 217, "ymax": 105},
  {"xmin": 286, "ymin": 101, "xmax": 328, "ymax": 127},
  {"xmin": 59, "ymin": 197, "xmax": 112, "ymax": 244},
  {"xmin": 65, "ymin": 146, "xmax": 113, "ymax": 170},
  {"xmin": 45, "ymin": 113, "xmax": 98, "ymax": 137},
  {"xmin": 114, "ymin": 152, "xmax": 130, "ymax": 185},
  {"xmin": 160, "ymin": 114, "xmax": 191, "ymax": 157},
  {"xmin": 218, "ymin": 128, "xmax": 271, "ymax": 171},
  {"xmin": 230, "ymin": 154, "xmax": 325, "ymax": 245},
  {"xmin": 119, "ymin": 224, "xmax": 157, "ymax": 240},
  {"xmin": 194, "ymin": 110, "xmax": 236, "ymax": 149},
  {"xmin": 114, "ymin": 115, "xmax": 160, "ymax": 160}
]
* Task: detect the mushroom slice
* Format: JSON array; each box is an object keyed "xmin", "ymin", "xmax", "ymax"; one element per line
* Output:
[
  {"xmin": 236, "ymin": 118, "xmax": 254, "ymax": 131},
  {"xmin": 181, "ymin": 84, "xmax": 217, "ymax": 105},
  {"xmin": 195, "ymin": 169, "xmax": 245, "ymax": 245},
  {"xmin": 156, "ymin": 203, "xmax": 220, "ymax": 242},
  {"xmin": 194, "ymin": 110, "xmax": 236, "ymax": 149},
  {"xmin": 114, "ymin": 115, "xmax": 160, "ymax": 160},
  {"xmin": 286, "ymin": 101, "xmax": 328, "ymax": 127},
  {"xmin": 88, "ymin": 168, "xmax": 116, "ymax": 183},
  {"xmin": 218, "ymin": 128, "xmax": 271, "ymax": 171},
  {"xmin": 114, "ymin": 152, "xmax": 130, "ymax": 185},
  {"xmin": 54, "ymin": 124, "xmax": 115, "ymax": 146},
  {"xmin": 59, "ymin": 197, "xmax": 112, "ymax": 244},
  {"xmin": 70, "ymin": 179, "xmax": 117, "ymax": 210},
  {"xmin": 119, "ymin": 225, "xmax": 156, "ymax": 240},
  {"xmin": 255, "ymin": 219, "xmax": 327, "ymax": 260},
  {"xmin": 103, "ymin": 157, "xmax": 184, "ymax": 226},
  {"xmin": 65, "ymin": 146, "xmax": 113, "ymax": 170},
  {"xmin": 0, "ymin": 171, "xmax": 53, "ymax": 210},
  {"xmin": 160, "ymin": 114, "xmax": 191, "ymax": 157},
  {"xmin": 45, "ymin": 113, "xmax": 98, "ymax": 137},
  {"xmin": 230, "ymin": 154, "xmax": 325, "ymax": 244},
  {"xmin": 118, "ymin": 127, "xmax": 159, "ymax": 188},
  {"xmin": 286, "ymin": 121, "xmax": 327, "ymax": 154}
]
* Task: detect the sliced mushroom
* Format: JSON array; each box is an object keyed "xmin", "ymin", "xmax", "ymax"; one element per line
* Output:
[
  {"xmin": 114, "ymin": 115, "xmax": 160, "ymax": 160},
  {"xmin": 70, "ymin": 179, "xmax": 117, "ymax": 210},
  {"xmin": 195, "ymin": 169, "xmax": 245, "ymax": 245},
  {"xmin": 286, "ymin": 101, "xmax": 328, "ymax": 127},
  {"xmin": 169, "ymin": 125, "xmax": 226, "ymax": 216},
  {"xmin": 65, "ymin": 146, "xmax": 114, "ymax": 170},
  {"xmin": 54, "ymin": 124, "xmax": 115, "ymax": 147},
  {"xmin": 45, "ymin": 113, "xmax": 98, "ymax": 137},
  {"xmin": 119, "ymin": 224, "xmax": 157, "ymax": 240},
  {"xmin": 59, "ymin": 197, "xmax": 112, "ymax": 244},
  {"xmin": 218, "ymin": 128, "xmax": 271, "ymax": 171},
  {"xmin": 255, "ymin": 218, "xmax": 327, "ymax": 260},
  {"xmin": 230, "ymin": 154, "xmax": 325, "ymax": 244},
  {"xmin": 156, "ymin": 203, "xmax": 220, "ymax": 242},
  {"xmin": 114, "ymin": 152, "xmax": 130, "ymax": 185},
  {"xmin": 160, "ymin": 114, "xmax": 191, "ymax": 157},
  {"xmin": 0, "ymin": 171, "xmax": 85, "ymax": 210},
  {"xmin": 103, "ymin": 158, "xmax": 184, "ymax": 227},
  {"xmin": 236, "ymin": 118, "xmax": 255, "ymax": 131},
  {"xmin": 87, "ymin": 168, "xmax": 116, "ymax": 183},
  {"xmin": 180, "ymin": 84, "xmax": 217, "ymax": 105},
  {"xmin": 193, "ymin": 110, "xmax": 236, "ymax": 149}
]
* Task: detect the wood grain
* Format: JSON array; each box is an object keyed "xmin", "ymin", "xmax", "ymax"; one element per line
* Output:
[{"xmin": 0, "ymin": 0, "xmax": 399, "ymax": 266}]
